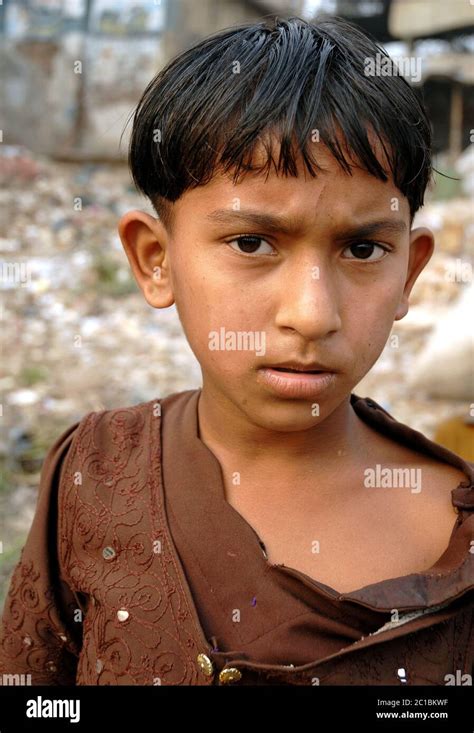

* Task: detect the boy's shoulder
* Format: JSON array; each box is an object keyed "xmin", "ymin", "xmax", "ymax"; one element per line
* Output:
[
  {"xmin": 70, "ymin": 391, "xmax": 187, "ymax": 432},
  {"xmin": 353, "ymin": 394, "xmax": 474, "ymax": 481},
  {"xmin": 61, "ymin": 389, "xmax": 196, "ymax": 460},
  {"xmin": 351, "ymin": 395, "xmax": 474, "ymax": 532},
  {"xmin": 79, "ymin": 389, "xmax": 196, "ymax": 421}
]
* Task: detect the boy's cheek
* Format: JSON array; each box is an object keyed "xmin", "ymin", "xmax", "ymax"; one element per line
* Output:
[
  {"xmin": 353, "ymin": 281, "xmax": 405, "ymax": 324},
  {"xmin": 344, "ymin": 301, "xmax": 399, "ymax": 360}
]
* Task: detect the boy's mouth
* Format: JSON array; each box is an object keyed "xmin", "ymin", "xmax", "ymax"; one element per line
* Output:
[
  {"xmin": 257, "ymin": 363, "xmax": 337, "ymax": 398},
  {"xmin": 273, "ymin": 367, "xmax": 323, "ymax": 374},
  {"xmin": 265, "ymin": 361, "xmax": 334, "ymax": 374}
]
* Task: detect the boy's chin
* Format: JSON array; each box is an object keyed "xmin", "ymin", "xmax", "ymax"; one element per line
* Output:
[{"xmin": 241, "ymin": 399, "xmax": 343, "ymax": 433}]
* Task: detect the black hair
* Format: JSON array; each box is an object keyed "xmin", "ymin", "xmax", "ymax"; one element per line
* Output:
[{"xmin": 124, "ymin": 15, "xmax": 432, "ymax": 230}]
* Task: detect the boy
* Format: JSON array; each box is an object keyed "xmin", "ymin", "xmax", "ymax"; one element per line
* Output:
[{"xmin": 0, "ymin": 15, "xmax": 472, "ymax": 686}]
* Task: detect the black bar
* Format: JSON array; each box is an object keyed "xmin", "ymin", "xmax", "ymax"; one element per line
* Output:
[{"xmin": 0, "ymin": 684, "xmax": 472, "ymax": 732}]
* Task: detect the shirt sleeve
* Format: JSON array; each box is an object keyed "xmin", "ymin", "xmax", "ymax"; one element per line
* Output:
[{"xmin": 0, "ymin": 417, "xmax": 89, "ymax": 686}]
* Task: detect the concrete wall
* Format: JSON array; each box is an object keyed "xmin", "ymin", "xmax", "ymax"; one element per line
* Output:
[{"xmin": 2, "ymin": 0, "xmax": 304, "ymax": 159}]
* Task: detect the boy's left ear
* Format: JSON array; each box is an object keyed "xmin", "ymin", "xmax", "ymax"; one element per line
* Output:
[{"xmin": 394, "ymin": 226, "xmax": 435, "ymax": 321}]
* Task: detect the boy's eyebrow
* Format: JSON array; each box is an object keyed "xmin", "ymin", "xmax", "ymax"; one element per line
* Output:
[
  {"xmin": 206, "ymin": 208, "xmax": 300, "ymax": 235},
  {"xmin": 205, "ymin": 208, "xmax": 407, "ymax": 237}
]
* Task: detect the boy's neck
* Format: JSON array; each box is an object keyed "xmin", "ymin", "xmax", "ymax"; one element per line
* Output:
[{"xmin": 196, "ymin": 385, "xmax": 366, "ymax": 477}]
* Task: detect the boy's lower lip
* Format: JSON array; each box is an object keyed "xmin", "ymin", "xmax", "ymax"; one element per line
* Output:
[{"xmin": 257, "ymin": 367, "xmax": 337, "ymax": 399}]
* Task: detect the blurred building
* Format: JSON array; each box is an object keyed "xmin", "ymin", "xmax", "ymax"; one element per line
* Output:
[{"xmin": 0, "ymin": 0, "xmax": 305, "ymax": 158}]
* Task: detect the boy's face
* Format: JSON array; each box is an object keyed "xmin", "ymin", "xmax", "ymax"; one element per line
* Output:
[{"xmin": 119, "ymin": 140, "xmax": 434, "ymax": 431}]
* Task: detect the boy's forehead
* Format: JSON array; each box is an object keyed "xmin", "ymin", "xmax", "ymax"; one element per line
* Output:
[{"xmin": 176, "ymin": 137, "xmax": 410, "ymax": 228}]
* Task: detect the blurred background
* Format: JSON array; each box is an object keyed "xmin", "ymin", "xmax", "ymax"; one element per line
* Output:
[{"xmin": 0, "ymin": 0, "xmax": 473, "ymax": 607}]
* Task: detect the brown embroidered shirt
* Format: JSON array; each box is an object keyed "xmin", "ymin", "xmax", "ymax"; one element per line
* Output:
[{"xmin": 0, "ymin": 390, "xmax": 472, "ymax": 685}]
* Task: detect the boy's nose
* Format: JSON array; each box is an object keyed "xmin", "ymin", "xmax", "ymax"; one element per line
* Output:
[{"xmin": 274, "ymin": 261, "xmax": 342, "ymax": 340}]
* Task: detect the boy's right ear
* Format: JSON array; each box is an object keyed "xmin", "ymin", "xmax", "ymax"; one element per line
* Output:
[{"xmin": 117, "ymin": 209, "xmax": 175, "ymax": 308}]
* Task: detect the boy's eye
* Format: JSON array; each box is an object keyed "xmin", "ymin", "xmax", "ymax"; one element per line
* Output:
[
  {"xmin": 226, "ymin": 236, "xmax": 391, "ymax": 262},
  {"xmin": 226, "ymin": 235, "xmax": 275, "ymax": 256},
  {"xmin": 342, "ymin": 241, "xmax": 389, "ymax": 262}
]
